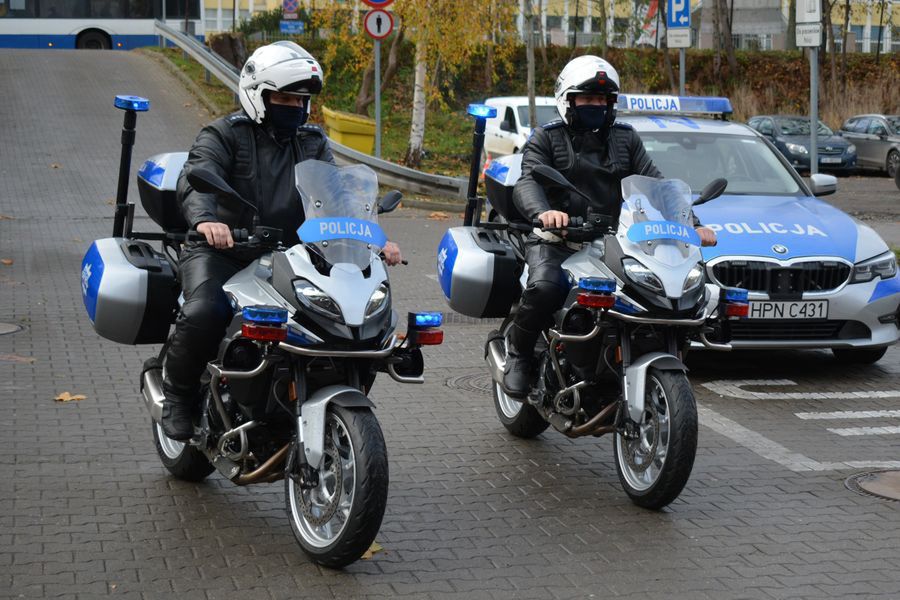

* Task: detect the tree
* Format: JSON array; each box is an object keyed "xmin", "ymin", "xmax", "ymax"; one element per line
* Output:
[
  {"xmin": 354, "ymin": 28, "xmax": 404, "ymax": 115},
  {"xmin": 526, "ymin": 0, "xmax": 537, "ymax": 130}
]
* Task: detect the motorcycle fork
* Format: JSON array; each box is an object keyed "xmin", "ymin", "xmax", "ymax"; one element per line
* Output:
[
  {"xmin": 616, "ymin": 325, "xmax": 641, "ymax": 440},
  {"xmin": 288, "ymin": 360, "xmax": 318, "ymax": 490}
]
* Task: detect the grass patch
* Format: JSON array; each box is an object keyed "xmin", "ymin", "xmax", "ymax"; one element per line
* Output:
[{"xmin": 143, "ymin": 47, "xmax": 238, "ymax": 116}]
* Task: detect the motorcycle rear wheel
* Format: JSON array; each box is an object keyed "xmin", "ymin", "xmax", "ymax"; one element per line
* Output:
[
  {"xmin": 613, "ymin": 368, "xmax": 697, "ymax": 510},
  {"xmin": 151, "ymin": 421, "xmax": 215, "ymax": 482},
  {"xmin": 286, "ymin": 405, "xmax": 388, "ymax": 569}
]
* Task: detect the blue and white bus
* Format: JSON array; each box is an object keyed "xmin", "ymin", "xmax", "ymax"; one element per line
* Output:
[{"xmin": 0, "ymin": 0, "xmax": 200, "ymax": 50}]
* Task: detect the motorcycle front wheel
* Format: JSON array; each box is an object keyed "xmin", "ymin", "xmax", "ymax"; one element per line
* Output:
[
  {"xmin": 490, "ymin": 320, "xmax": 549, "ymax": 439},
  {"xmin": 286, "ymin": 405, "xmax": 388, "ymax": 569},
  {"xmin": 151, "ymin": 421, "xmax": 215, "ymax": 482},
  {"xmin": 613, "ymin": 368, "xmax": 697, "ymax": 510}
]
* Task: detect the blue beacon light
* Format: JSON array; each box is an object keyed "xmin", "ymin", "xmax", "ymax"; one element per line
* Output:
[
  {"xmin": 579, "ymin": 277, "xmax": 616, "ymax": 293},
  {"xmin": 114, "ymin": 95, "xmax": 150, "ymax": 112},
  {"xmin": 243, "ymin": 305, "xmax": 289, "ymax": 324},
  {"xmin": 467, "ymin": 104, "xmax": 498, "ymax": 119},
  {"xmin": 411, "ymin": 312, "xmax": 443, "ymax": 328},
  {"xmin": 723, "ymin": 288, "xmax": 749, "ymax": 303}
]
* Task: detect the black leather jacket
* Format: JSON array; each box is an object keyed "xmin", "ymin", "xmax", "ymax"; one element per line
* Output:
[
  {"xmin": 177, "ymin": 111, "xmax": 335, "ymax": 248},
  {"xmin": 513, "ymin": 121, "xmax": 699, "ymax": 227}
]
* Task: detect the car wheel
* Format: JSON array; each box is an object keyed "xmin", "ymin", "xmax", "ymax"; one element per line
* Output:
[
  {"xmin": 832, "ymin": 347, "xmax": 888, "ymax": 365},
  {"xmin": 886, "ymin": 150, "xmax": 900, "ymax": 179}
]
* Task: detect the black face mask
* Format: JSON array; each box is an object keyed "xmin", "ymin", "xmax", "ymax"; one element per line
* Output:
[
  {"xmin": 573, "ymin": 104, "xmax": 610, "ymax": 131},
  {"xmin": 266, "ymin": 103, "xmax": 309, "ymax": 139}
]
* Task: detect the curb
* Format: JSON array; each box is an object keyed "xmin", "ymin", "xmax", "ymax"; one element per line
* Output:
[{"xmin": 135, "ymin": 48, "xmax": 224, "ymax": 118}]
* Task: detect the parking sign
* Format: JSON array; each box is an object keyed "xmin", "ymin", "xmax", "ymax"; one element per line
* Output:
[{"xmin": 667, "ymin": 0, "xmax": 691, "ymax": 29}]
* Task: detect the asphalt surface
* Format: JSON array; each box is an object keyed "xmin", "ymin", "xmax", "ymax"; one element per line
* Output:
[{"xmin": 2, "ymin": 49, "xmax": 900, "ymax": 600}]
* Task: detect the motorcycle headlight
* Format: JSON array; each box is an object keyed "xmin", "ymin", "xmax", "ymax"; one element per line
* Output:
[
  {"xmin": 293, "ymin": 280, "xmax": 343, "ymax": 321},
  {"xmin": 786, "ymin": 143, "xmax": 808, "ymax": 155},
  {"xmin": 682, "ymin": 263, "xmax": 704, "ymax": 292},
  {"xmin": 851, "ymin": 252, "xmax": 898, "ymax": 283},
  {"xmin": 623, "ymin": 258, "xmax": 664, "ymax": 293},
  {"xmin": 847, "ymin": 144, "xmax": 857, "ymax": 155},
  {"xmin": 365, "ymin": 283, "xmax": 390, "ymax": 318}
]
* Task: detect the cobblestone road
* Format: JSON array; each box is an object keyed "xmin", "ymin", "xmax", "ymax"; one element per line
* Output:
[{"xmin": 2, "ymin": 50, "xmax": 900, "ymax": 600}]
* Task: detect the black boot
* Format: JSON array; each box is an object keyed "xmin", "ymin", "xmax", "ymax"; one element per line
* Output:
[
  {"xmin": 160, "ymin": 393, "xmax": 196, "ymax": 441},
  {"xmin": 503, "ymin": 323, "xmax": 539, "ymax": 398}
]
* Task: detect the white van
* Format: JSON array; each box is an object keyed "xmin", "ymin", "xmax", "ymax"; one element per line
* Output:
[{"xmin": 483, "ymin": 96, "xmax": 558, "ymax": 158}]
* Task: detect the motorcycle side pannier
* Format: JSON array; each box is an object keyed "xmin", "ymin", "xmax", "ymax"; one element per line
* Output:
[
  {"xmin": 137, "ymin": 152, "xmax": 189, "ymax": 232},
  {"xmin": 81, "ymin": 238, "xmax": 178, "ymax": 344},
  {"xmin": 437, "ymin": 226, "xmax": 520, "ymax": 318}
]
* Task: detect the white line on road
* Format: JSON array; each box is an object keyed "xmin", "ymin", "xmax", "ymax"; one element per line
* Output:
[
  {"xmin": 827, "ymin": 426, "xmax": 900, "ymax": 437},
  {"xmin": 796, "ymin": 410, "xmax": 900, "ymax": 420},
  {"xmin": 702, "ymin": 379, "xmax": 900, "ymax": 400}
]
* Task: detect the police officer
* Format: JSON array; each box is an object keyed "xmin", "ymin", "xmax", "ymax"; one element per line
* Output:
[
  {"xmin": 503, "ymin": 55, "xmax": 716, "ymax": 397},
  {"xmin": 162, "ymin": 41, "xmax": 401, "ymax": 440}
]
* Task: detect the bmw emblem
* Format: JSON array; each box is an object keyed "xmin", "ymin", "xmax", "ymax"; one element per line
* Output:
[{"xmin": 773, "ymin": 244, "xmax": 788, "ymax": 254}]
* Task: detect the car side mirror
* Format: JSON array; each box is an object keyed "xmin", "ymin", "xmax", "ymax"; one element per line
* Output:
[
  {"xmin": 809, "ymin": 173, "xmax": 838, "ymax": 197},
  {"xmin": 694, "ymin": 178, "xmax": 729, "ymax": 206},
  {"xmin": 377, "ymin": 190, "xmax": 403, "ymax": 214}
]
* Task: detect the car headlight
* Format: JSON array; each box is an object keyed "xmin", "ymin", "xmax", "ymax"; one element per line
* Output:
[
  {"xmin": 682, "ymin": 263, "xmax": 704, "ymax": 292},
  {"xmin": 785, "ymin": 143, "xmax": 808, "ymax": 155},
  {"xmin": 851, "ymin": 252, "xmax": 898, "ymax": 283},
  {"xmin": 293, "ymin": 280, "xmax": 343, "ymax": 321},
  {"xmin": 623, "ymin": 258, "xmax": 664, "ymax": 293},
  {"xmin": 847, "ymin": 144, "xmax": 857, "ymax": 155},
  {"xmin": 365, "ymin": 283, "xmax": 390, "ymax": 318}
]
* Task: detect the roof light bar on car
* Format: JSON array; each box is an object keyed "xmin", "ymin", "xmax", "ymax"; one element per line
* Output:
[{"xmin": 617, "ymin": 94, "xmax": 733, "ymax": 117}]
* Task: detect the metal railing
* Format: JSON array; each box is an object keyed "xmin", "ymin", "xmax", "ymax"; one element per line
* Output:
[{"xmin": 153, "ymin": 21, "xmax": 468, "ymax": 199}]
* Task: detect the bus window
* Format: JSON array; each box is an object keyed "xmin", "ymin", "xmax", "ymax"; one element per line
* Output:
[
  {"xmin": 1, "ymin": 0, "xmax": 38, "ymax": 17},
  {"xmin": 127, "ymin": 0, "xmax": 153, "ymax": 18},
  {"xmin": 40, "ymin": 0, "xmax": 90, "ymax": 18}
]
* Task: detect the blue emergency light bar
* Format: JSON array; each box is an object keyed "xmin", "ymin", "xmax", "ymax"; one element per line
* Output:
[
  {"xmin": 579, "ymin": 277, "xmax": 616, "ymax": 293},
  {"xmin": 617, "ymin": 94, "xmax": 732, "ymax": 117},
  {"xmin": 114, "ymin": 95, "xmax": 150, "ymax": 112},
  {"xmin": 243, "ymin": 305, "xmax": 289, "ymax": 324},
  {"xmin": 467, "ymin": 104, "xmax": 498, "ymax": 119},
  {"xmin": 723, "ymin": 288, "xmax": 749, "ymax": 303},
  {"xmin": 410, "ymin": 311, "xmax": 443, "ymax": 328}
]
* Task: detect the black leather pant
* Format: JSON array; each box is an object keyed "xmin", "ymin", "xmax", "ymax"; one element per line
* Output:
[
  {"xmin": 163, "ymin": 248, "xmax": 252, "ymax": 404},
  {"xmin": 509, "ymin": 241, "xmax": 574, "ymax": 357}
]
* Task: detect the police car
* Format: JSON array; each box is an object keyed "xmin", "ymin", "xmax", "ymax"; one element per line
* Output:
[{"xmin": 487, "ymin": 95, "xmax": 900, "ymax": 363}]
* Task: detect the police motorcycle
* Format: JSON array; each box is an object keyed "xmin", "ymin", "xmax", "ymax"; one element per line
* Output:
[
  {"xmin": 80, "ymin": 97, "xmax": 442, "ymax": 568},
  {"xmin": 437, "ymin": 104, "xmax": 747, "ymax": 509}
]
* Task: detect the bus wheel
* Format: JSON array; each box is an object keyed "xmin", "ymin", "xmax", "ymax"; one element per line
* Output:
[{"xmin": 77, "ymin": 30, "xmax": 111, "ymax": 50}]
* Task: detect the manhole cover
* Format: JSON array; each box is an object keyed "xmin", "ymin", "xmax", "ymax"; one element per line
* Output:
[
  {"xmin": 845, "ymin": 470, "xmax": 900, "ymax": 501},
  {"xmin": 0, "ymin": 322, "xmax": 22, "ymax": 336},
  {"xmin": 445, "ymin": 372, "xmax": 493, "ymax": 396}
]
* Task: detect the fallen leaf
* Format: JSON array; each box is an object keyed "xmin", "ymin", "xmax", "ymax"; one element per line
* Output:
[
  {"xmin": 428, "ymin": 211, "xmax": 450, "ymax": 220},
  {"xmin": 50, "ymin": 163, "xmax": 61, "ymax": 169},
  {"xmin": 360, "ymin": 541, "xmax": 384, "ymax": 560},
  {"xmin": 183, "ymin": 102, "xmax": 193, "ymax": 107},
  {"xmin": 0, "ymin": 259, "xmax": 12, "ymax": 266},
  {"xmin": 0, "ymin": 214, "xmax": 14, "ymax": 220},
  {"xmin": 0, "ymin": 354, "xmax": 36, "ymax": 364},
  {"xmin": 72, "ymin": 237, "xmax": 83, "ymax": 243},
  {"xmin": 55, "ymin": 392, "xmax": 87, "ymax": 403},
  {"xmin": 104, "ymin": 198, "xmax": 116, "ymax": 205}
]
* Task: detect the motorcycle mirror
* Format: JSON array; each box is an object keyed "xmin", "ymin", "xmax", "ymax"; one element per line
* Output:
[
  {"xmin": 187, "ymin": 167, "xmax": 257, "ymax": 214},
  {"xmin": 532, "ymin": 164, "xmax": 593, "ymax": 202},
  {"xmin": 694, "ymin": 178, "xmax": 728, "ymax": 206},
  {"xmin": 378, "ymin": 190, "xmax": 403, "ymax": 215}
]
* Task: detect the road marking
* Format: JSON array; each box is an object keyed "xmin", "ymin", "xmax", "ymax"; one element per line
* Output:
[
  {"xmin": 796, "ymin": 409, "xmax": 900, "ymax": 420},
  {"xmin": 697, "ymin": 403, "xmax": 900, "ymax": 472},
  {"xmin": 827, "ymin": 426, "xmax": 900, "ymax": 437},
  {"xmin": 702, "ymin": 379, "xmax": 900, "ymax": 400}
]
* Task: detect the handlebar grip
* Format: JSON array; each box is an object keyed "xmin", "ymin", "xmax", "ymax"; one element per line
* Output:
[{"xmin": 232, "ymin": 228, "xmax": 249, "ymax": 243}]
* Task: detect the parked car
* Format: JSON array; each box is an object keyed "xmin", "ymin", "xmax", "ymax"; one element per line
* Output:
[
  {"xmin": 625, "ymin": 97, "xmax": 895, "ymax": 362},
  {"xmin": 839, "ymin": 114, "xmax": 900, "ymax": 179},
  {"xmin": 747, "ymin": 115, "xmax": 857, "ymax": 173},
  {"xmin": 483, "ymin": 96, "xmax": 557, "ymax": 158}
]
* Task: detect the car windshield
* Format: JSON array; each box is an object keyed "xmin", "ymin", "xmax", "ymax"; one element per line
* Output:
[
  {"xmin": 517, "ymin": 105, "xmax": 559, "ymax": 128},
  {"xmin": 886, "ymin": 116, "xmax": 900, "ymax": 134},
  {"xmin": 639, "ymin": 132, "xmax": 801, "ymax": 195},
  {"xmin": 776, "ymin": 117, "xmax": 832, "ymax": 136}
]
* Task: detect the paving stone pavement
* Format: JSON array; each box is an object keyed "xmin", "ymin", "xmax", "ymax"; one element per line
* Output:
[{"xmin": 2, "ymin": 49, "xmax": 900, "ymax": 600}]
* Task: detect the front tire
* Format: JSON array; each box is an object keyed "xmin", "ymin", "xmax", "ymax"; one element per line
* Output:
[
  {"xmin": 286, "ymin": 405, "xmax": 388, "ymax": 569},
  {"xmin": 614, "ymin": 369, "xmax": 697, "ymax": 510},
  {"xmin": 490, "ymin": 321, "xmax": 549, "ymax": 439},
  {"xmin": 832, "ymin": 346, "xmax": 888, "ymax": 364},
  {"xmin": 152, "ymin": 421, "xmax": 214, "ymax": 482}
]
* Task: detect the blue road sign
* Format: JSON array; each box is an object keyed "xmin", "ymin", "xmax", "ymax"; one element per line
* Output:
[
  {"xmin": 280, "ymin": 20, "xmax": 305, "ymax": 34},
  {"xmin": 667, "ymin": 0, "xmax": 691, "ymax": 28}
]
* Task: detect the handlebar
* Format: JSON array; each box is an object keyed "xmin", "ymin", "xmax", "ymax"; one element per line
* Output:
[{"xmin": 182, "ymin": 226, "xmax": 282, "ymax": 249}]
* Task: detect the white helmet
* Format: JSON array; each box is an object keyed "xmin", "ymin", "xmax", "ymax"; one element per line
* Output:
[
  {"xmin": 553, "ymin": 55, "xmax": 620, "ymax": 125},
  {"xmin": 239, "ymin": 41, "xmax": 323, "ymax": 124}
]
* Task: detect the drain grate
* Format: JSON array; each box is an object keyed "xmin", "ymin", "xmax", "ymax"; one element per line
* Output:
[
  {"xmin": 445, "ymin": 372, "xmax": 493, "ymax": 396},
  {"xmin": 845, "ymin": 470, "xmax": 900, "ymax": 502},
  {"xmin": 0, "ymin": 322, "xmax": 22, "ymax": 336}
]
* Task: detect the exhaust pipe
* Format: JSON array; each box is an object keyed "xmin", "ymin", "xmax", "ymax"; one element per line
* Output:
[
  {"xmin": 141, "ymin": 366, "xmax": 165, "ymax": 423},
  {"xmin": 485, "ymin": 337, "xmax": 506, "ymax": 385}
]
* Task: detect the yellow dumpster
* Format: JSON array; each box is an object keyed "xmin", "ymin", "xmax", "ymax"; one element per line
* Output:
[{"xmin": 320, "ymin": 106, "xmax": 376, "ymax": 155}]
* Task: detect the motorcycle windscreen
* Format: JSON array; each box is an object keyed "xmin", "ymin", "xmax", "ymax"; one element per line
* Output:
[
  {"xmin": 620, "ymin": 175, "xmax": 700, "ymax": 267},
  {"xmin": 294, "ymin": 160, "xmax": 387, "ymax": 270}
]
